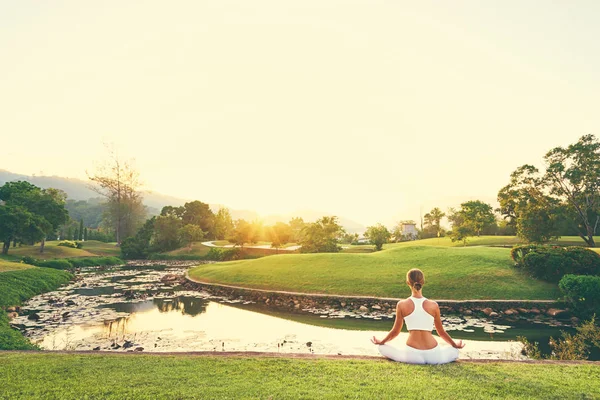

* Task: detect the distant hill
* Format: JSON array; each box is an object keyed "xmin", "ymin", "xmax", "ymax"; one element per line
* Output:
[{"xmin": 0, "ymin": 170, "xmax": 365, "ymax": 233}]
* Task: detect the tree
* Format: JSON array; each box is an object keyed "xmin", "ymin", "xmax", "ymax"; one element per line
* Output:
[
  {"xmin": 299, "ymin": 216, "xmax": 345, "ymax": 253},
  {"xmin": 364, "ymin": 224, "xmax": 391, "ymax": 251},
  {"xmin": 497, "ymin": 166, "xmax": 562, "ymax": 243},
  {"xmin": 120, "ymin": 217, "xmax": 156, "ymax": 259},
  {"xmin": 0, "ymin": 205, "xmax": 35, "ymax": 255},
  {"xmin": 448, "ymin": 224, "xmax": 472, "ymax": 246},
  {"xmin": 214, "ymin": 208, "xmax": 234, "ymax": 240},
  {"xmin": 178, "ymin": 224, "xmax": 205, "ymax": 249},
  {"xmin": 460, "ymin": 200, "xmax": 496, "ymax": 236},
  {"xmin": 0, "ymin": 181, "xmax": 68, "ymax": 253},
  {"xmin": 267, "ymin": 222, "xmax": 292, "ymax": 252},
  {"xmin": 153, "ymin": 215, "xmax": 182, "ymax": 252},
  {"xmin": 499, "ymin": 135, "xmax": 600, "ymax": 246},
  {"xmin": 181, "ymin": 201, "xmax": 215, "ymax": 237},
  {"xmin": 88, "ymin": 146, "xmax": 146, "ymax": 244},
  {"xmin": 78, "ymin": 219, "xmax": 84, "ymax": 240},
  {"xmin": 74, "ymin": 228, "xmax": 79, "ymax": 242},
  {"xmin": 423, "ymin": 207, "xmax": 445, "ymax": 238},
  {"xmin": 84, "ymin": 227, "xmax": 88, "ymax": 241},
  {"xmin": 289, "ymin": 217, "xmax": 306, "ymax": 243},
  {"xmin": 228, "ymin": 219, "xmax": 254, "ymax": 249}
]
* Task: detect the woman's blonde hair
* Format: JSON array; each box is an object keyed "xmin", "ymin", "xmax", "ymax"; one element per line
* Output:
[{"xmin": 407, "ymin": 268, "xmax": 425, "ymax": 291}]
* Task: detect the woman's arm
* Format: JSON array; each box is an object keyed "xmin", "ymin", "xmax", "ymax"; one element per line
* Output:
[
  {"xmin": 371, "ymin": 302, "xmax": 403, "ymax": 345},
  {"xmin": 433, "ymin": 303, "xmax": 465, "ymax": 349}
]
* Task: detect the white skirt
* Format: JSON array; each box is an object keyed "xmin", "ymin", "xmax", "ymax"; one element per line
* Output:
[{"xmin": 378, "ymin": 344, "xmax": 459, "ymax": 365}]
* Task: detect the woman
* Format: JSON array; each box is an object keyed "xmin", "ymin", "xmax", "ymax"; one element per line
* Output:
[{"xmin": 371, "ymin": 268, "xmax": 465, "ymax": 364}]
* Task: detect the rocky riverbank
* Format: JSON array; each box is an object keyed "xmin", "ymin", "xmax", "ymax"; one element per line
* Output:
[{"xmin": 182, "ymin": 276, "xmax": 576, "ymax": 327}]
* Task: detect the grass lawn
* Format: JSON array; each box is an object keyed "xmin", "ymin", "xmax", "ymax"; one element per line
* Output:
[
  {"xmin": 189, "ymin": 245, "xmax": 561, "ymax": 300},
  {"xmin": 80, "ymin": 240, "xmax": 121, "ymax": 256},
  {"xmin": 0, "ymin": 259, "xmax": 33, "ymax": 273},
  {"xmin": 4, "ymin": 242, "xmax": 97, "ymax": 259},
  {"xmin": 383, "ymin": 235, "xmax": 596, "ymax": 249},
  {"xmin": 0, "ymin": 266, "xmax": 72, "ymax": 350},
  {"xmin": 0, "ymin": 353, "xmax": 598, "ymax": 399},
  {"xmin": 165, "ymin": 242, "xmax": 213, "ymax": 257}
]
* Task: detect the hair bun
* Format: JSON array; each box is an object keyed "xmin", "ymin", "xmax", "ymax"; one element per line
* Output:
[{"xmin": 414, "ymin": 283, "xmax": 422, "ymax": 290}]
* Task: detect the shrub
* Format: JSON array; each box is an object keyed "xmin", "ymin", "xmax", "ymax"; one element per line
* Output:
[
  {"xmin": 76, "ymin": 241, "xmax": 84, "ymax": 249},
  {"xmin": 512, "ymin": 245, "xmax": 600, "ymax": 282},
  {"xmin": 35, "ymin": 259, "xmax": 73, "ymax": 270},
  {"xmin": 559, "ymin": 274, "xmax": 600, "ymax": 319},
  {"xmin": 57, "ymin": 240, "xmax": 78, "ymax": 248}
]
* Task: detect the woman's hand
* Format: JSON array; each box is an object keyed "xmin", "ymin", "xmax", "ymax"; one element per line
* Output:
[
  {"xmin": 371, "ymin": 336, "xmax": 384, "ymax": 345},
  {"xmin": 453, "ymin": 340, "xmax": 465, "ymax": 349}
]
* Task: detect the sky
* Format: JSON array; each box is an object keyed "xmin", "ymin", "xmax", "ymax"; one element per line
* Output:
[{"xmin": 1, "ymin": 1, "xmax": 600, "ymax": 226}]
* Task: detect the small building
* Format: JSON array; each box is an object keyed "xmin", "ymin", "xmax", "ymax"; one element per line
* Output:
[{"xmin": 401, "ymin": 222, "xmax": 418, "ymax": 241}]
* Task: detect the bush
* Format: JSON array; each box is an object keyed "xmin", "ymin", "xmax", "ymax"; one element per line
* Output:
[
  {"xmin": 21, "ymin": 256, "xmax": 123, "ymax": 270},
  {"xmin": 34, "ymin": 259, "xmax": 73, "ymax": 270},
  {"xmin": 57, "ymin": 240, "xmax": 78, "ymax": 248},
  {"xmin": 76, "ymin": 241, "xmax": 84, "ymax": 249},
  {"xmin": 512, "ymin": 245, "xmax": 600, "ymax": 282},
  {"xmin": 559, "ymin": 274, "xmax": 600, "ymax": 319}
]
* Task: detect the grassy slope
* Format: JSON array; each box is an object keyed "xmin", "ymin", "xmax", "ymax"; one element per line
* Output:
[
  {"xmin": 5, "ymin": 242, "xmax": 96, "ymax": 259},
  {"xmin": 79, "ymin": 240, "xmax": 121, "ymax": 256},
  {"xmin": 189, "ymin": 245, "xmax": 561, "ymax": 300},
  {"xmin": 0, "ymin": 267, "xmax": 72, "ymax": 350},
  {"xmin": 165, "ymin": 242, "xmax": 213, "ymax": 257},
  {"xmin": 0, "ymin": 354, "xmax": 599, "ymax": 399},
  {"xmin": 383, "ymin": 235, "xmax": 599, "ymax": 249},
  {"xmin": 0, "ymin": 259, "xmax": 33, "ymax": 273}
]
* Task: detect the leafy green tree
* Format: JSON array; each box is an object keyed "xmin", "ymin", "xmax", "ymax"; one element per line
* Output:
[
  {"xmin": 289, "ymin": 217, "xmax": 306, "ymax": 242},
  {"xmin": 74, "ymin": 228, "xmax": 79, "ymax": 242},
  {"xmin": 161, "ymin": 205, "xmax": 184, "ymax": 218},
  {"xmin": 299, "ymin": 216, "xmax": 345, "ymax": 253},
  {"xmin": 228, "ymin": 219, "xmax": 254, "ymax": 249},
  {"xmin": 423, "ymin": 207, "xmax": 445, "ymax": 238},
  {"xmin": 267, "ymin": 222, "xmax": 292, "ymax": 252},
  {"xmin": 498, "ymin": 167, "xmax": 563, "ymax": 243},
  {"xmin": 78, "ymin": 219, "xmax": 84, "ymax": 240},
  {"xmin": 0, "ymin": 181, "xmax": 68, "ymax": 253},
  {"xmin": 460, "ymin": 200, "xmax": 496, "ymax": 236},
  {"xmin": 499, "ymin": 135, "xmax": 600, "ymax": 246},
  {"xmin": 120, "ymin": 217, "xmax": 156, "ymax": 259},
  {"xmin": 364, "ymin": 224, "xmax": 391, "ymax": 251},
  {"xmin": 83, "ymin": 227, "xmax": 88, "ymax": 241},
  {"xmin": 182, "ymin": 201, "xmax": 215, "ymax": 237},
  {"xmin": 153, "ymin": 215, "xmax": 182, "ymax": 252},
  {"xmin": 449, "ymin": 224, "xmax": 473, "ymax": 246},
  {"xmin": 0, "ymin": 205, "xmax": 35, "ymax": 254},
  {"xmin": 214, "ymin": 208, "xmax": 234, "ymax": 240},
  {"xmin": 178, "ymin": 224, "xmax": 205, "ymax": 249}
]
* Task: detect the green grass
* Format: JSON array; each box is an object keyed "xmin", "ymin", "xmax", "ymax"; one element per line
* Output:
[
  {"xmin": 0, "ymin": 353, "xmax": 598, "ymax": 399},
  {"xmin": 0, "ymin": 267, "xmax": 72, "ymax": 350},
  {"xmin": 189, "ymin": 244, "xmax": 561, "ymax": 300},
  {"xmin": 384, "ymin": 235, "xmax": 597, "ymax": 249},
  {"xmin": 0, "ymin": 259, "xmax": 32, "ymax": 273},
  {"xmin": 5, "ymin": 242, "xmax": 97, "ymax": 259},
  {"xmin": 80, "ymin": 240, "xmax": 121, "ymax": 256},
  {"xmin": 165, "ymin": 242, "xmax": 213, "ymax": 257}
]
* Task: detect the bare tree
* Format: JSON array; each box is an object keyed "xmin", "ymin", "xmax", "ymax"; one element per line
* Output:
[{"xmin": 88, "ymin": 145, "xmax": 146, "ymax": 245}]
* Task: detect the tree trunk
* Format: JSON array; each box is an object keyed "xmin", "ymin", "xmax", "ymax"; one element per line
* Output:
[
  {"xmin": 12, "ymin": 238, "xmax": 16, "ymax": 248},
  {"xmin": 40, "ymin": 238, "xmax": 46, "ymax": 254},
  {"xmin": 2, "ymin": 241, "xmax": 10, "ymax": 255}
]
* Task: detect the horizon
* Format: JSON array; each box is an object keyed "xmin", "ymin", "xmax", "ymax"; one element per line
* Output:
[{"xmin": 2, "ymin": 1, "xmax": 599, "ymax": 226}]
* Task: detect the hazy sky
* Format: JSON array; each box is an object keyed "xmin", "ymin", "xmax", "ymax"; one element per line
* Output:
[{"xmin": 2, "ymin": 1, "xmax": 599, "ymax": 226}]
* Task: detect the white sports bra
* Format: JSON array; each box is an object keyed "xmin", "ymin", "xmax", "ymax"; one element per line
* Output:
[{"xmin": 403, "ymin": 296, "xmax": 434, "ymax": 331}]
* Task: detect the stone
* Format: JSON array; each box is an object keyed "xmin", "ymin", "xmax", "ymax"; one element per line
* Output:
[
  {"xmin": 340, "ymin": 302, "xmax": 347, "ymax": 308},
  {"xmin": 65, "ymin": 300, "xmax": 76, "ymax": 306},
  {"xmin": 358, "ymin": 306, "xmax": 369, "ymax": 313},
  {"xmin": 93, "ymin": 346, "xmax": 100, "ymax": 351},
  {"xmin": 28, "ymin": 313, "xmax": 40, "ymax": 321},
  {"xmin": 529, "ymin": 308, "xmax": 541, "ymax": 315},
  {"xmin": 489, "ymin": 312, "xmax": 499, "ymax": 317},
  {"xmin": 306, "ymin": 341, "xmax": 312, "ymax": 348},
  {"xmin": 481, "ymin": 308, "xmax": 494, "ymax": 316},
  {"xmin": 517, "ymin": 308, "xmax": 529, "ymax": 314},
  {"xmin": 504, "ymin": 309, "xmax": 518, "ymax": 316},
  {"xmin": 134, "ymin": 347, "xmax": 144, "ymax": 352},
  {"xmin": 371, "ymin": 305, "xmax": 382, "ymax": 310},
  {"xmin": 463, "ymin": 309, "xmax": 473, "ymax": 315},
  {"xmin": 7, "ymin": 312, "xmax": 18, "ymax": 320},
  {"xmin": 546, "ymin": 308, "xmax": 567, "ymax": 317},
  {"xmin": 6, "ymin": 307, "xmax": 16, "ymax": 313}
]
